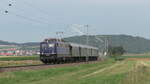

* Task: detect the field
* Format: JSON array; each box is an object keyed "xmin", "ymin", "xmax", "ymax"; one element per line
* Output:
[
  {"xmin": 0, "ymin": 55, "xmax": 150, "ymax": 84},
  {"xmin": 0, "ymin": 56, "xmax": 39, "ymax": 61},
  {"xmin": 123, "ymin": 54, "xmax": 150, "ymax": 58},
  {"xmin": 0, "ymin": 56, "xmax": 42, "ymax": 67}
]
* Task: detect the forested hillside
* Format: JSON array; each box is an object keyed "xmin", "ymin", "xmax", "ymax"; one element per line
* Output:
[{"xmin": 65, "ymin": 35, "xmax": 150, "ymax": 53}]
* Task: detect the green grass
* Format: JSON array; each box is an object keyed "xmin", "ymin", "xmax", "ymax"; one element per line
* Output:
[{"xmin": 0, "ymin": 56, "xmax": 39, "ymax": 61}]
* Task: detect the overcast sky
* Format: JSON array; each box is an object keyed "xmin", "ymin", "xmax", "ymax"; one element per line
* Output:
[{"xmin": 0, "ymin": 0, "xmax": 150, "ymax": 43}]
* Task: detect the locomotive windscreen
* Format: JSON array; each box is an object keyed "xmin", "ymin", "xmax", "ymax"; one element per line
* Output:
[{"xmin": 41, "ymin": 43, "xmax": 55, "ymax": 48}]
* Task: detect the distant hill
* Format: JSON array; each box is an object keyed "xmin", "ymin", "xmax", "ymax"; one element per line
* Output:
[
  {"xmin": 1, "ymin": 35, "xmax": 150, "ymax": 53},
  {"xmin": 64, "ymin": 35, "xmax": 150, "ymax": 53},
  {"xmin": 19, "ymin": 42, "xmax": 40, "ymax": 50},
  {"xmin": 0, "ymin": 41, "xmax": 39, "ymax": 50},
  {"xmin": 0, "ymin": 40, "xmax": 17, "ymax": 45}
]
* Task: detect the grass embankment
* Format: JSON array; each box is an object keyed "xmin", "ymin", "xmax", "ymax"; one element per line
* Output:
[
  {"xmin": 0, "ymin": 56, "xmax": 42, "ymax": 67},
  {"xmin": 1, "ymin": 58, "xmax": 148, "ymax": 84},
  {"xmin": 0, "ymin": 56, "xmax": 150, "ymax": 84}
]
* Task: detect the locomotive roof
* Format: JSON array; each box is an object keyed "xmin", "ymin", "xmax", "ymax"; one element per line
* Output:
[
  {"xmin": 44, "ymin": 38, "xmax": 65, "ymax": 42},
  {"xmin": 69, "ymin": 43, "xmax": 98, "ymax": 50},
  {"xmin": 41, "ymin": 39, "xmax": 98, "ymax": 49}
]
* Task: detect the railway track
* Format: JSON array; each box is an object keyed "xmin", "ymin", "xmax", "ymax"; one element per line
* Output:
[{"xmin": 0, "ymin": 61, "xmax": 100, "ymax": 73}]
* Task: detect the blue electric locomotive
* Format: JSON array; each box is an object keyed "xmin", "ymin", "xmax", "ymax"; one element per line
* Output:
[{"xmin": 40, "ymin": 38, "xmax": 99, "ymax": 64}]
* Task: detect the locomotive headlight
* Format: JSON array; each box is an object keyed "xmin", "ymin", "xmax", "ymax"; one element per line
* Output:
[{"xmin": 49, "ymin": 44, "xmax": 54, "ymax": 47}]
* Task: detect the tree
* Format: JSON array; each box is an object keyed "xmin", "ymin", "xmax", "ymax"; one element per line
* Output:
[{"xmin": 108, "ymin": 45, "xmax": 125, "ymax": 57}]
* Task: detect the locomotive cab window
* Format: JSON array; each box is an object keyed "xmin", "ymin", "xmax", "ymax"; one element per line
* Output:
[{"xmin": 41, "ymin": 44, "xmax": 47, "ymax": 48}]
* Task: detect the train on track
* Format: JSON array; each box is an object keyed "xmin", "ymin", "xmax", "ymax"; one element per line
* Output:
[{"xmin": 40, "ymin": 38, "xmax": 99, "ymax": 64}]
